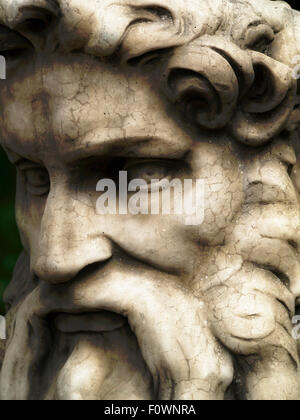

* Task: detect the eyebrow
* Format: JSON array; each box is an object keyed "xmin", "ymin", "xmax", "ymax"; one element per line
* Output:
[
  {"xmin": 2, "ymin": 129, "xmax": 191, "ymax": 168},
  {"xmin": 64, "ymin": 135, "xmax": 190, "ymax": 166},
  {"xmin": 3, "ymin": 147, "xmax": 24, "ymax": 164},
  {"xmin": 3, "ymin": 146, "xmax": 43, "ymax": 167}
]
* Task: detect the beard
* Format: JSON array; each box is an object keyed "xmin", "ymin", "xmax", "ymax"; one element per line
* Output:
[
  {"xmin": 1, "ymin": 245, "xmax": 300, "ymax": 401},
  {"xmin": 203, "ymin": 260, "xmax": 300, "ymax": 400},
  {"xmin": 0, "ymin": 252, "xmax": 234, "ymax": 400}
]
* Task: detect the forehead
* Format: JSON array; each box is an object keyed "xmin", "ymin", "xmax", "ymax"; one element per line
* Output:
[
  {"xmin": 0, "ymin": 56, "xmax": 192, "ymax": 164},
  {"xmin": 0, "ymin": 0, "xmax": 293, "ymax": 165}
]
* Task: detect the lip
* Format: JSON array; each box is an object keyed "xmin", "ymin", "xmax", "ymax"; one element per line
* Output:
[{"xmin": 52, "ymin": 311, "xmax": 127, "ymax": 334}]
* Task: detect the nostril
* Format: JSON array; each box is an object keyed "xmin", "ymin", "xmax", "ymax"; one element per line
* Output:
[
  {"xmin": 76, "ymin": 261, "xmax": 110, "ymax": 282},
  {"xmin": 34, "ymin": 255, "xmax": 112, "ymax": 285}
]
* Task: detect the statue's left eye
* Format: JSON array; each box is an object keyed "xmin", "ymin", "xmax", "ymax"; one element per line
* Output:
[
  {"xmin": 124, "ymin": 160, "xmax": 173, "ymax": 184},
  {"xmin": 23, "ymin": 167, "xmax": 50, "ymax": 196}
]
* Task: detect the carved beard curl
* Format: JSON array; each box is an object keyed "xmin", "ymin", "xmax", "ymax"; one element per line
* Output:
[
  {"xmin": 1, "ymin": 245, "xmax": 300, "ymax": 401},
  {"xmin": 201, "ymin": 139, "xmax": 300, "ymax": 400},
  {"xmin": 204, "ymin": 261, "xmax": 300, "ymax": 400}
]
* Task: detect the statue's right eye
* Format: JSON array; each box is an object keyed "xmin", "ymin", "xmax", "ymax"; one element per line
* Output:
[{"xmin": 19, "ymin": 164, "xmax": 50, "ymax": 196}]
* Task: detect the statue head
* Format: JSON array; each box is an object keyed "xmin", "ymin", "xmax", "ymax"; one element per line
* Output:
[{"xmin": 0, "ymin": 0, "xmax": 300, "ymax": 400}]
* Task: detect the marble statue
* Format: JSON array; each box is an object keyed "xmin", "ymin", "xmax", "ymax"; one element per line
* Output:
[{"xmin": 0, "ymin": 0, "xmax": 300, "ymax": 400}]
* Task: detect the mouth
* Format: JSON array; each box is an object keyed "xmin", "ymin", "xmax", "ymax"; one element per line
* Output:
[{"xmin": 49, "ymin": 311, "xmax": 127, "ymax": 334}]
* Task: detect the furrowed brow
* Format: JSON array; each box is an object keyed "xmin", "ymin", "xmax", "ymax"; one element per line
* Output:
[{"xmin": 64, "ymin": 135, "xmax": 189, "ymax": 166}]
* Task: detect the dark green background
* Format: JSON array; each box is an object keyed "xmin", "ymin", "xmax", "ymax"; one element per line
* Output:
[{"xmin": 0, "ymin": 148, "xmax": 22, "ymax": 314}]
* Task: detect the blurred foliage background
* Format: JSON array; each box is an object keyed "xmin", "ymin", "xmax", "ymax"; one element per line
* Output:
[
  {"xmin": 0, "ymin": 149, "xmax": 22, "ymax": 314},
  {"xmin": 0, "ymin": 0, "xmax": 299, "ymax": 316}
]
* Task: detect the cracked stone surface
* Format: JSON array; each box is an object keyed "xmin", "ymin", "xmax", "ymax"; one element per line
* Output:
[{"xmin": 0, "ymin": 0, "xmax": 300, "ymax": 400}]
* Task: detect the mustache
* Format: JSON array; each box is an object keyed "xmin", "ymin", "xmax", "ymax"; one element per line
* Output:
[
  {"xmin": 2, "ymin": 252, "xmax": 300, "ymax": 400},
  {"xmin": 1, "ymin": 257, "xmax": 234, "ymax": 400}
]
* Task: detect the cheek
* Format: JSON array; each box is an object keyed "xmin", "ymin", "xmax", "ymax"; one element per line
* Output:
[
  {"xmin": 95, "ymin": 212, "xmax": 202, "ymax": 274},
  {"xmin": 83, "ymin": 145, "xmax": 244, "ymax": 273},
  {"xmin": 92, "ymin": 181, "xmax": 240, "ymax": 276},
  {"xmin": 188, "ymin": 143, "xmax": 244, "ymax": 244}
]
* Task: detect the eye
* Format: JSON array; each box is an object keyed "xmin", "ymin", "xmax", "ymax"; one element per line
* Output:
[
  {"xmin": 124, "ymin": 160, "xmax": 174, "ymax": 185},
  {"xmin": 21, "ymin": 165, "xmax": 50, "ymax": 196}
]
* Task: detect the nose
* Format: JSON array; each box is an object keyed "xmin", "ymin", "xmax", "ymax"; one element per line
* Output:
[{"xmin": 31, "ymin": 186, "xmax": 113, "ymax": 284}]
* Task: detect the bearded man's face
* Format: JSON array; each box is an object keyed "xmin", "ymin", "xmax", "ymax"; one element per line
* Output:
[{"xmin": 1, "ymin": 0, "xmax": 300, "ymax": 400}]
